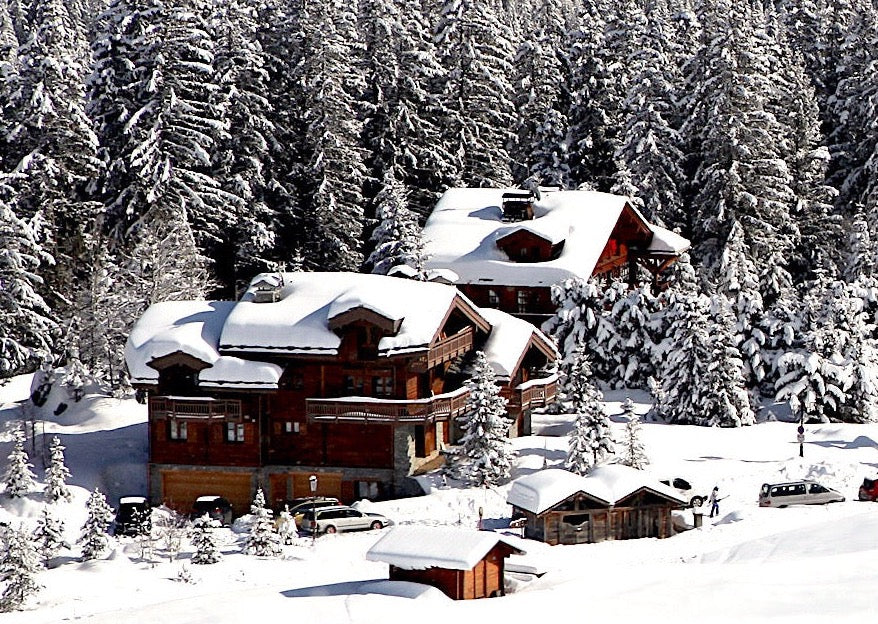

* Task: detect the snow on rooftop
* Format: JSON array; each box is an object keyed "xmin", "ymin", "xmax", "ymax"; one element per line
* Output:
[
  {"xmin": 507, "ymin": 465, "xmax": 687, "ymax": 514},
  {"xmin": 366, "ymin": 525, "xmax": 523, "ymax": 571},
  {"xmin": 220, "ymin": 272, "xmax": 463, "ymax": 356},
  {"xmin": 649, "ymin": 224, "xmax": 691, "ymax": 255},
  {"xmin": 479, "ymin": 308, "xmax": 556, "ymax": 381},
  {"xmin": 422, "ymin": 188, "xmax": 630, "ymax": 287},
  {"xmin": 124, "ymin": 301, "xmax": 236, "ymax": 384},
  {"xmin": 197, "ymin": 356, "xmax": 283, "ymax": 389}
]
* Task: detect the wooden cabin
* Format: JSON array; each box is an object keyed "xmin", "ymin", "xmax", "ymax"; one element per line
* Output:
[
  {"xmin": 507, "ymin": 467, "xmax": 686, "ymax": 546},
  {"xmin": 366, "ymin": 526, "xmax": 524, "ymax": 600},
  {"xmin": 125, "ymin": 272, "xmax": 557, "ymax": 517},
  {"xmin": 422, "ymin": 187, "xmax": 690, "ymax": 325}
]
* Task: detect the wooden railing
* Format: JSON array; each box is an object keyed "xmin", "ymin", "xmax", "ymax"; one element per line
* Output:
[
  {"xmin": 306, "ymin": 387, "xmax": 469, "ymax": 424},
  {"xmin": 149, "ymin": 397, "xmax": 242, "ymax": 420},
  {"xmin": 515, "ymin": 376, "xmax": 558, "ymax": 410},
  {"xmin": 427, "ymin": 327, "xmax": 474, "ymax": 368}
]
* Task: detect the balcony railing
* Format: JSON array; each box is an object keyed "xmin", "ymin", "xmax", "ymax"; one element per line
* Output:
[
  {"xmin": 149, "ymin": 396, "xmax": 242, "ymax": 421},
  {"xmin": 306, "ymin": 387, "xmax": 469, "ymax": 424},
  {"xmin": 427, "ymin": 327, "xmax": 474, "ymax": 368},
  {"xmin": 513, "ymin": 375, "xmax": 558, "ymax": 410}
]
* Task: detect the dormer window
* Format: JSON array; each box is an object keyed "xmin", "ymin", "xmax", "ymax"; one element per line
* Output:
[{"xmin": 501, "ymin": 191, "xmax": 534, "ymax": 222}]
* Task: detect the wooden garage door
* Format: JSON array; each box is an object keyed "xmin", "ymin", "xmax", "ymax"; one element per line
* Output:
[
  {"xmin": 291, "ymin": 472, "xmax": 343, "ymax": 499},
  {"xmin": 161, "ymin": 470, "xmax": 253, "ymax": 517}
]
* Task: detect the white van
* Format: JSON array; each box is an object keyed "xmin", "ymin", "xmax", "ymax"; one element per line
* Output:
[{"xmin": 758, "ymin": 481, "xmax": 844, "ymax": 507}]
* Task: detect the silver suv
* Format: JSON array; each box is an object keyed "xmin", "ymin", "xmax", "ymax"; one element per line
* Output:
[
  {"xmin": 300, "ymin": 505, "xmax": 392, "ymax": 535},
  {"xmin": 758, "ymin": 480, "xmax": 844, "ymax": 507}
]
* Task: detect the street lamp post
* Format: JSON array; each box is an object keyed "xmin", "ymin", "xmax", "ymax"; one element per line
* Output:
[
  {"xmin": 797, "ymin": 417, "xmax": 805, "ymax": 458},
  {"xmin": 309, "ymin": 474, "xmax": 318, "ymax": 545}
]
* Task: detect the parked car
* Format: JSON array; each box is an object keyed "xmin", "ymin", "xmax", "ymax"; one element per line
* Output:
[
  {"xmin": 192, "ymin": 495, "xmax": 234, "ymax": 525},
  {"xmin": 858, "ymin": 477, "xmax": 878, "ymax": 501},
  {"xmin": 113, "ymin": 496, "xmax": 151, "ymax": 536},
  {"xmin": 278, "ymin": 497, "xmax": 341, "ymax": 527},
  {"xmin": 758, "ymin": 481, "xmax": 845, "ymax": 507},
  {"xmin": 658, "ymin": 477, "xmax": 709, "ymax": 508},
  {"xmin": 300, "ymin": 505, "xmax": 392, "ymax": 535}
]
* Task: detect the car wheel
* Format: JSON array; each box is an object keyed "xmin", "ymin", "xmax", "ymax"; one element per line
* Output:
[
  {"xmin": 324, "ymin": 525, "xmax": 337, "ymax": 534},
  {"xmin": 690, "ymin": 496, "xmax": 704, "ymax": 508},
  {"xmin": 370, "ymin": 520, "xmax": 383, "ymax": 530}
]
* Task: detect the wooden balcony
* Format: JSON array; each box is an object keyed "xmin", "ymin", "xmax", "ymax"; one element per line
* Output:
[
  {"xmin": 511, "ymin": 376, "xmax": 558, "ymax": 410},
  {"xmin": 149, "ymin": 396, "xmax": 242, "ymax": 421},
  {"xmin": 427, "ymin": 327, "xmax": 474, "ymax": 369},
  {"xmin": 306, "ymin": 387, "xmax": 469, "ymax": 424}
]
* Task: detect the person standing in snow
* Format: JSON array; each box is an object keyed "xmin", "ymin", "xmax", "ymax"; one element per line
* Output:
[{"xmin": 709, "ymin": 486, "xmax": 720, "ymax": 518}]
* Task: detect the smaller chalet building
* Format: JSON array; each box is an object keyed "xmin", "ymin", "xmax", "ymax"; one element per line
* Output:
[
  {"xmin": 366, "ymin": 526, "xmax": 524, "ymax": 600},
  {"xmin": 507, "ymin": 466, "xmax": 686, "ymax": 545},
  {"xmin": 125, "ymin": 272, "xmax": 557, "ymax": 516},
  {"xmin": 422, "ymin": 188, "xmax": 690, "ymax": 324}
]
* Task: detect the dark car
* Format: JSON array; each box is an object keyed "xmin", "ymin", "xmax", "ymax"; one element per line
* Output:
[
  {"xmin": 858, "ymin": 478, "xmax": 878, "ymax": 501},
  {"xmin": 114, "ymin": 496, "xmax": 151, "ymax": 536},
  {"xmin": 192, "ymin": 495, "xmax": 233, "ymax": 525}
]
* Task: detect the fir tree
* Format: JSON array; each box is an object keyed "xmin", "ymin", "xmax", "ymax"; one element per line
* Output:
[
  {"xmin": 565, "ymin": 342, "xmax": 614, "ymax": 474},
  {"xmin": 0, "ymin": 524, "xmax": 43, "ymax": 612},
  {"xmin": 452, "ymin": 351, "xmax": 514, "ymax": 486},
  {"xmin": 244, "ymin": 488, "xmax": 281, "ymax": 557},
  {"xmin": 3, "ymin": 424, "xmax": 36, "ymax": 498},
  {"xmin": 367, "ymin": 174, "xmax": 429, "ymax": 277},
  {"xmin": 78, "ymin": 488, "xmax": 114, "ymax": 561},
  {"xmin": 190, "ymin": 515, "xmax": 222, "ymax": 565},
  {"xmin": 275, "ymin": 506, "xmax": 298, "ymax": 546},
  {"xmin": 618, "ymin": 397, "xmax": 649, "ymax": 469},
  {"xmin": 33, "ymin": 507, "xmax": 68, "ymax": 567},
  {"xmin": 44, "ymin": 436, "xmax": 72, "ymax": 504}
]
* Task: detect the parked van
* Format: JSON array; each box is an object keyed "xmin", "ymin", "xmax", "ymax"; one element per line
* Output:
[{"xmin": 758, "ymin": 481, "xmax": 844, "ymax": 507}]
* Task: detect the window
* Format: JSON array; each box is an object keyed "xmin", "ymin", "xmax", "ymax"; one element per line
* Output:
[
  {"xmin": 226, "ymin": 422, "xmax": 245, "ymax": 443},
  {"xmin": 414, "ymin": 425, "xmax": 426, "ymax": 457},
  {"xmin": 487, "ymin": 289, "xmax": 500, "ymax": 306},
  {"xmin": 357, "ymin": 481, "xmax": 379, "ymax": 500},
  {"xmin": 344, "ymin": 375, "xmax": 364, "ymax": 395},
  {"xmin": 284, "ymin": 421, "xmax": 301, "ymax": 434},
  {"xmin": 372, "ymin": 375, "xmax": 393, "ymax": 397},
  {"xmin": 169, "ymin": 420, "xmax": 187, "ymax": 441},
  {"xmin": 516, "ymin": 289, "xmax": 530, "ymax": 313}
]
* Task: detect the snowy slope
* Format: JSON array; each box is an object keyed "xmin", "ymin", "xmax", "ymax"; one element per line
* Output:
[{"xmin": 2, "ymin": 382, "xmax": 878, "ymax": 622}]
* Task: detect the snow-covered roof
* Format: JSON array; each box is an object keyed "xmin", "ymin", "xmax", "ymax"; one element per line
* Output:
[
  {"xmin": 507, "ymin": 466, "xmax": 687, "ymax": 514},
  {"xmin": 197, "ymin": 356, "xmax": 283, "ymax": 389},
  {"xmin": 366, "ymin": 526, "xmax": 524, "ymax": 571},
  {"xmin": 220, "ymin": 272, "xmax": 475, "ymax": 356},
  {"xmin": 124, "ymin": 301, "xmax": 236, "ymax": 385},
  {"xmin": 479, "ymin": 308, "xmax": 558, "ymax": 381},
  {"xmin": 422, "ymin": 188, "xmax": 634, "ymax": 287},
  {"xmin": 648, "ymin": 224, "xmax": 691, "ymax": 255},
  {"xmin": 119, "ymin": 496, "xmax": 148, "ymax": 505}
]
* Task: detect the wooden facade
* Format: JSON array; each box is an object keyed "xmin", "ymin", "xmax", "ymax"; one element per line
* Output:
[
  {"xmin": 388, "ymin": 542, "xmax": 518, "ymax": 600},
  {"xmin": 134, "ymin": 285, "xmax": 557, "ymax": 518},
  {"xmin": 514, "ymin": 489, "xmax": 681, "ymax": 546}
]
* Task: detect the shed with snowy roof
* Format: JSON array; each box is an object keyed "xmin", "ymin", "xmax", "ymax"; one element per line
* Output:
[
  {"xmin": 507, "ymin": 466, "xmax": 687, "ymax": 545},
  {"xmin": 367, "ymin": 526, "xmax": 524, "ymax": 600},
  {"xmin": 422, "ymin": 187, "xmax": 690, "ymax": 324}
]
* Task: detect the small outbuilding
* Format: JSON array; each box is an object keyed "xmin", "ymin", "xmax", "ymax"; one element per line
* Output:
[
  {"xmin": 507, "ymin": 465, "xmax": 687, "ymax": 545},
  {"xmin": 366, "ymin": 526, "xmax": 525, "ymax": 600}
]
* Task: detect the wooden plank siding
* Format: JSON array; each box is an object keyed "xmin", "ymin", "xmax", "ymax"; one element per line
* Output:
[{"xmin": 388, "ymin": 544, "xmax": 512, "ymax": 600}]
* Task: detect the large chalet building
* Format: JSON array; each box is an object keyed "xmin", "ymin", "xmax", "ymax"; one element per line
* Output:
[
  {"xmin": 125, "ymin": 272, "xmax": 557, "ymax": 516},
  {"xmin": 422, "ymin": 187, "xmax": 690, "ymax": 324}
]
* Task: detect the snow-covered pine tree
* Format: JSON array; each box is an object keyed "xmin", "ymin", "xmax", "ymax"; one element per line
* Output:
[
  {"xmin": 565, "ymin": 342, "xmax": 614, "ymax": 475},
  {"xmin": 618, "ymin": 397, "xmax": 649, "ymax": 469},
  {"xmin": 0, "ymin": 524, "xmax": 42, "ymax": 612},
  {"xmin": 453, "ymin": 351, "xmax": 514, "ymax": 486},
  {"xmin": 275, "ymin": 506, "xmax": 298, "ymax": 546},
  {"xmin": 78, "ymin": 488, "xmax": 114, "ymax": 561},
  {"xmin": 434, "ymin": 0, "xmax": 516, "ymax": 188},
  {"xmin": 44, "ymin": 436, "xmax": 72, "ymax": 504},
  {"xmin": 244, "ymin": 488, "xmax": 281, "ymax": 557},
  {"xmin": 190, "ymin": 514, "xmax": 222, "ymax": 565},
  {"xmin": 3, "ymin": 424, "xmax": 36, "ymax": 498},
  {"xmin": 0, "ymin": 185, "xmax": 56, "ymax": 376},
  {"xmin": 367, "ymin": 173, "xmax": 429, "ymax": 277},
  {"xmin": 656, "ymin": 290, "xmax": 754, "ymax": 427},
  {"xmin": 606, "ymin": 283, "xmax": 660, "ymax": 390},
  {"xmin": 33, "ymin": 507, "xmax": 68, "ymax": 567}
]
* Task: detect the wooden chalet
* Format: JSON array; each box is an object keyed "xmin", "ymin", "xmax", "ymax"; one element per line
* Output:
[
  {"xmin": 507, "ymin": 466, "xmax": 687, "ymax": 545},
  {"xmin": 422, "ymin": 187, "xmax": 690, "ymax": 324},
  {"xmin": 366, "ymin": 526, "xmax": 524, "ymax": 600},
  {"xmin": 125, "ymin": 272, "xmax": 557, "ymax": 517}
]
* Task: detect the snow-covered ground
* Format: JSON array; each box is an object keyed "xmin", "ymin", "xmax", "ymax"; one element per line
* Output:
[{"xmin": 2, "ymin": 379, "xmax": 878, "ymax": 623}]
